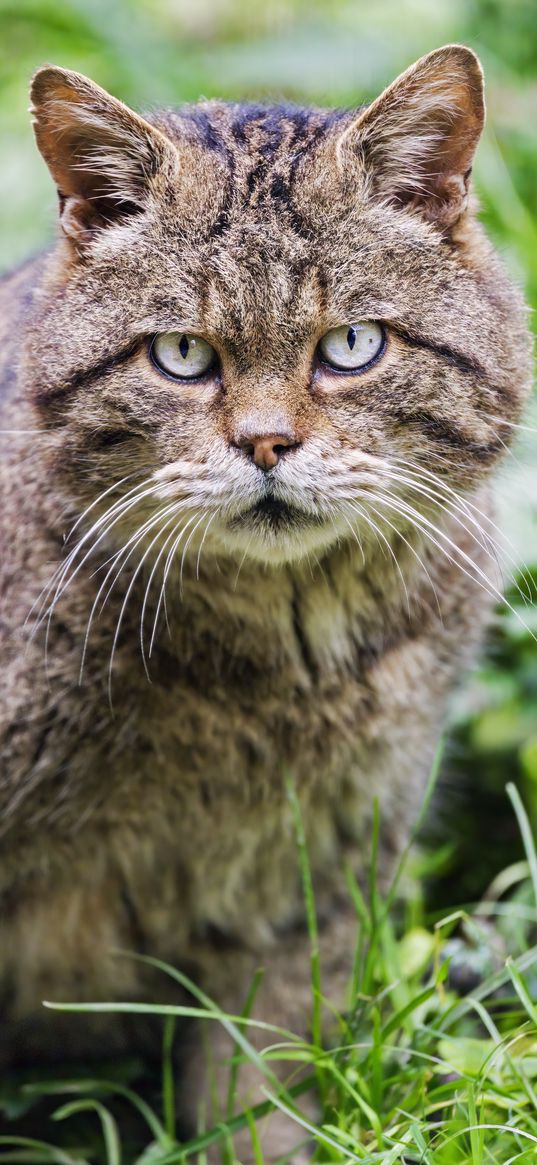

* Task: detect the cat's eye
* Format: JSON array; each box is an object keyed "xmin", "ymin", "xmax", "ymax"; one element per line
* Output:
[
  {"xmin": 318, "ymin": 322, "xmax": 385, "ymax": 372},
  {"xmin": 150, "ymin": 332, "xmax": 217, "ymax": 380}
]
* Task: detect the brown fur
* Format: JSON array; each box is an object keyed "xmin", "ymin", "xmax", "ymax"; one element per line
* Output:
[{"xmin": 0, "ymin": 45, "xmax": 531, "ymax": 1156}]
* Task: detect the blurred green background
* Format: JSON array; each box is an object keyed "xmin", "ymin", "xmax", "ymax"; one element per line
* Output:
[{"xmin": 0, "ymin": 0, "xmax": 536, "ymax": 901}]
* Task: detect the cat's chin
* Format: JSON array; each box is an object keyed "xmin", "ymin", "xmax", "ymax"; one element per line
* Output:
[{"xmin": 215, "ymin": 500, "xmax": 341, "ymax": 566}]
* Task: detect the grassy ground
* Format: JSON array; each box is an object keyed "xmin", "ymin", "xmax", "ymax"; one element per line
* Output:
[
  {"xmin": 2, "ymin": 780, "xmax": 537, "ymax": 1164},
  {"xmin": 0, "ymin": 0, "xmax": 536, "ymax": 1159}
]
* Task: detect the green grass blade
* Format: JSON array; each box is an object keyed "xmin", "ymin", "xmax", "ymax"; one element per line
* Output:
[
  {"xmin": 261, "ymin": 1088, "xmax": 364, "ymax": 1162},
  {"xmin": 52, "ymin": 1101, "xmax": 120, "ymax": 1165},
  {"xmin": 162, "ymin": 1017, "xmax": 177, "ymax": 1143},
  {"xmin": 23, "ymin": 1080, "xmax": 168, "ymax": 1147},
  {"xmin": 154, "ymin": 1076, "xmax": 315, "ymax": 1163},
  {"xmin": 107, "ymin": 953, "xmax": 283, "ymax": 1095},
  {"xmin": 226, "ymin": 968, "xmax": 264, "ymax": 1120},
  {"xmin": 381, "ymin": 983, "xmax": 438, "ymax": 1040},
  {"xmin": 285, "ymin": 778, "xmax": 322, "ymax": 1053},
  {"xmin": 383, "ymin": 739, "xmax": 444, "ymax": 917},
  {"xmin": 244, "ymin": 1108, "xmax": 264, "ymax": 1165},
  {"xmin": 506, "ymin": 958, "xmax": 537, "ymax": 1027},
  {"xmin": 507, "ymin": 783, "xmax": 537, "ymax": 908},
  {"xmin": 0, "ymin": 1141, "xmax": 88, "ymax": 1165}
]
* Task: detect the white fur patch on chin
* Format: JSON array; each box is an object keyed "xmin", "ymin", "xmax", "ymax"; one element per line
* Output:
[{"xmin": 213, "ymin": 516, "xmax": 345, "ymax": 566}]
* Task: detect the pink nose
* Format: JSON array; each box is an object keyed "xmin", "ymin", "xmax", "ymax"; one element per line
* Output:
[{"xmin": 235, "ymin": 433, "xmax": 300, "ymax": 472}]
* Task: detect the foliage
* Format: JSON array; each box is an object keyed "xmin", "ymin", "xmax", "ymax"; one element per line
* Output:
[{"xmin": 2, "ymin": 783, "xmax": 537, "ymax": 1163}]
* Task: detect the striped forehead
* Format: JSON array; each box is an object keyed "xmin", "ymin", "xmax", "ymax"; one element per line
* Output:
[
  {"xmin": 156, "ymin": 100, "xmax": 345, "ymax": 213},
  {"xmin": 199, "ymin": 242, "xmax": 325, "ymax": 363},
  {"xmin": 185, "ymin": 102, "xmax": 340, "ymax": 171},
  {"xmin": 150, "ymin": 102, "xmax": 347, "ymax": 359}
]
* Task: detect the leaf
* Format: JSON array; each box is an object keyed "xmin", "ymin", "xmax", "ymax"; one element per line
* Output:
[
  {"xmin": 437, "ymin": 1037, "xmax": 496, "ymax": 1077},
  {"xmin": 397, "ymin": 928, "xmax": 436, "ymax": 978}
]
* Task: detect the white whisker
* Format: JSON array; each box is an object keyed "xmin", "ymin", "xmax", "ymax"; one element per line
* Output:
[
  {"xmin": 149, "ymin": 511, "xmax": 203, "ymax": 658},
  {"xmin": 29, "ymin": 476, "xmax": 157, "ymax": 636},
  {"xmin": 196, "ymin": 510, "xmax": 217, "ymax": 580},
  {"xmin": 342, "ymin": 501, "xmax": 411, "ymax": 616},
  {"xmin": 179, "ymin": 510, "xmax": 213, "ymax": 597},
  {"xmin": 79, "ymin": 501, "xmax": 185, "ymax": 684},
  {"xmin": 365, "ymin": 490, "xmax": 536, "ymax": 643},
  {"xmin": 388, "ymin": 456, "xmax": 534, "ymax": 603},
  {"xmin": 106, "ymin": 504, "xmax": 199, "ymax": 699},
  {"xmin": 233, "ymin": 530, "xmax": 257, "ymax": 590},
  {"xmin": 139, "ymin": 515, "xmax": 194, "ymax": 669},
  {"xmin": 66, "ymin": 472, "xmax": 143, "ymax": 543},
  {"xmin": 479, "ymin": 411, "xmax": 537, "ymax": 437},
  {"xmin": 375, "ymin": 464, "xmax": 504, "ymax": 590},
  {"xmin": 353, "ymin": 493, "xmax": 443, "ymax": 623}
]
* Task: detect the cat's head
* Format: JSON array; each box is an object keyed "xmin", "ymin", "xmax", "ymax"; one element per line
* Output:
[{"xmin": 26, "ymin": 46, "xmax": 530, "ymax": 568}]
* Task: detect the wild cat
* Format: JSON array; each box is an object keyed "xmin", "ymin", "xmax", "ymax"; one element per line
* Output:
[{"xmin": 0, "ymin": 42, "xmax": 531, "ymax": 1157}]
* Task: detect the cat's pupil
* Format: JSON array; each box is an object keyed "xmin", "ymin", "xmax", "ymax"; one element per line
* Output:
[
  {"xmin": 179, "ymin": 335, "xmax": 189, "ymax": 359},
  {"xmin": 347, "ymin": 327, "xmax": 356, "ymax": 351}
]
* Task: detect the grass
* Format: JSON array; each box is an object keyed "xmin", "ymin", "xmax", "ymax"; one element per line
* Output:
[{"xmin": 2, "ymin": 778, "xmax": 537, "ymax": 1165}]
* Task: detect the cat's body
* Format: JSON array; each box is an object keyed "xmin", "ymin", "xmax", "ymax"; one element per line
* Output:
[{"xmin": 0, "ymin": 46, "xmax": 531, "ymax": 1153}]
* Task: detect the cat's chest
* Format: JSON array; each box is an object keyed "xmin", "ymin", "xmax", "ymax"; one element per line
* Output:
[
  {"xmin": 95, "ymin": 576, "xmax": 379, "ymax": 809},
  {"xmin": 126, "ymin": 623, "xmax": 372, "ymax": 790},
  {"xmin": 94, "ymin": 652, "xmax": 377, "ymax": 943},
  {"xmin": 10, "ymin": 560, "xmax": 393, "ymax": 847}
]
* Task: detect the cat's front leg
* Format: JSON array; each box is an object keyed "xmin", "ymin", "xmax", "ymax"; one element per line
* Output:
[{"xmin": 180, "ymin": 903, "xmax": 357, "ymax": 1164}]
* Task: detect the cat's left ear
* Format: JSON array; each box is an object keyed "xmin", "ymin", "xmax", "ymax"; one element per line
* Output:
[
  {"xmin": 30, "ymin": 66, "xmax": 178, "ymax": 248},
  {"xmin": 337, "ymin": 45, "xmax": 484, "ymax": 232}
]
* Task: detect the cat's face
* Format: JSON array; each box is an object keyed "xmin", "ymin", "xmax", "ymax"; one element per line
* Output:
[{"xmin": 26, "ymin": 48, "xmax": 530, "ymax": 569}]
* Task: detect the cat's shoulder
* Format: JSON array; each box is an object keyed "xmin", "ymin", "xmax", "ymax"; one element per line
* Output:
[
  {"xmin": 0, "ymin": 252, "xmax": 46, "ymax": 321},
  {"xmin": 0, "ymin": 253, "xmax": 48, "ymax": 407}
]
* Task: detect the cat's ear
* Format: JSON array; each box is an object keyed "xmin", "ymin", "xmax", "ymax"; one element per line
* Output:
[
  {"xmin": 30, "ymin": 66, "xmax": 177, "ymax": 248},
  {"xmin": 337, "ymin": 45, "xmax": 485, "ymax": 232}
]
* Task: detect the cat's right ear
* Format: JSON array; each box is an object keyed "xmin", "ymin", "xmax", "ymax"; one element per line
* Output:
[
  {"xmin": 336, "ymin": 45, "xmax": 485, "ymax": 233},
  {"xmin": 30, "ymin": 66, "xmax": 178, "ymax": 250}
]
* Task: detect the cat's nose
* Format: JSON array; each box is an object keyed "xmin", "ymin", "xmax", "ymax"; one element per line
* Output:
[{"xmin": 235, "ymin": 432, "xmax": 300, "ymax": 472}]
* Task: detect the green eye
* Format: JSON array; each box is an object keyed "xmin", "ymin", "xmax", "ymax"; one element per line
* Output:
[
  {"xmin": 151, "ymin": 332, "xmax": 217, "ymax": 380},
  {"xmin": 319, "ymin": 322, "xmax": 385, "ymax": 372}
]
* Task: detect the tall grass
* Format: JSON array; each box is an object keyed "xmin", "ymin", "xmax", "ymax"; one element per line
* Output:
[{"xmin": 2, "ymin": 780, "xmax": 537, "ymax": 1164}]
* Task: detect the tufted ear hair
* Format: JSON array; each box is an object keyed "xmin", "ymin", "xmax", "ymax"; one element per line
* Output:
[
  {"xmin": 30, "ymin": 66, "xmax": 178, "ymax": 248},
  {"xmin": 337, "ymin": 45, "xmax": 485, "ymax": 232}
]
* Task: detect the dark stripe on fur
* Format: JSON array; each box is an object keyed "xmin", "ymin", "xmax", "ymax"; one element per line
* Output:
[
  {"xmin": 391, "ymin": 408, "xmax": 503, "ymax": 459},
  {"xmin": 291, "ymin": 582, "xmax": 317, "ymax": 680},
  {"xmin": 396, "ymin": 326, "xmax": 487, "ymax": 379},
  {"xmin": 34, "ymin": 340, "xmax": 141, "ymax": 403}
]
